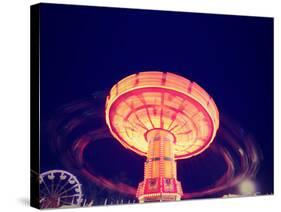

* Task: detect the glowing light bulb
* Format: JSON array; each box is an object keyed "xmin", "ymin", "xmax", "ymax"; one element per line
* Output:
[{"xmin": 239, "ymin": 179, "xmax": 256, "ymax": 195}]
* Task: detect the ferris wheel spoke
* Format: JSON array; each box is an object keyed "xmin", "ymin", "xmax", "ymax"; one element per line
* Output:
[
  {"xmin": 59, "ymin": 198, "xmax": 76, "ymax": 205},
  {"xmin": 41, "ymin": 179, "xmax": 51, "ymax": 195},
  {"xmin": 57, "ymin": 184, "xmax": 79, "ymax": 196},
  {"xmin": 56, "ymin": 178, "xmax": 72, "ymax": 194},
  {"xmin": 40, "ymin": 185, "xmax": 49, "ymax": 194},
  {"xmin": 40, "ymin": 189, "xmax": 50, "ymax": 197},
  {"xmin": 53, "ymin": 176, "xmax": 63, "ymax": 194},
  {"xmin": 60, "ymin": 193, "xmax": 81, "ymax": 199},
  {"xmin": 51, "ymin": 177, "xmax": 54, "ymax": 193}
]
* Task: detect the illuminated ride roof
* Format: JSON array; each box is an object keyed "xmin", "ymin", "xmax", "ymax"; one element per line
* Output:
[{"xmin": 105, "ymin": 71, "xmax": 219, "ymax": 159}]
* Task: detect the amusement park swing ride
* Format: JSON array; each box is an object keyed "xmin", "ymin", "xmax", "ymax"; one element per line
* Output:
[{"xmin": 105, "ymin": 71, "xmax": 219, "ymax": 202}]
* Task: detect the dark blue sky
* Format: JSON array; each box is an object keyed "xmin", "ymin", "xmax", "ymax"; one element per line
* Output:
[{"xmin": 39, "ymin": 3, "xmax": 273, "ymax": 200}]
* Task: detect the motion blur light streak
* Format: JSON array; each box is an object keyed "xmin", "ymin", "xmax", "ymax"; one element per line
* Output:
[
  {"xmin": 47, "ymin": 75, "xmax": 262, "ymax": 203},
  {"xmin": 182, "ymin": 118, "xmax": 261, "ymax": 199}
]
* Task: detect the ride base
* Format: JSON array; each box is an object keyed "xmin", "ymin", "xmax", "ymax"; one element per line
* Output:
[{"xmin": 136, "ymin": 129, "xmax": 183, "ymax": 202}]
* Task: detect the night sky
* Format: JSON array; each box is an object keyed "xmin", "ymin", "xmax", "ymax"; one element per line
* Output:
[{"xmin": 39, "ymin": 3, "xmax": 273, "ymax": 203}]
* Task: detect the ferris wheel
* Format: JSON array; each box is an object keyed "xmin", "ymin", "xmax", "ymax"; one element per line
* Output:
[{"xmin": 39, "ymin": 170, "xmax": 83, "ymax": 208}]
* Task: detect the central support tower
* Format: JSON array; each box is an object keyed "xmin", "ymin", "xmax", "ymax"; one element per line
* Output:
[{"xmin": 137, "ymin": 129, "xmax": 182, "ymax": 202}]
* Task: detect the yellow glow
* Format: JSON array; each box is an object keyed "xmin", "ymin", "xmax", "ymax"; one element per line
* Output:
[{"xmin": 239, "ymin": 179, "xmax": 256, "ymax": 195}]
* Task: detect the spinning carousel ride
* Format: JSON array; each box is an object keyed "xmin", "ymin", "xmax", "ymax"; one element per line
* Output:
[{"xmin": 105, "ymin": 71, "xmax": 219, "ymax": 202}]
